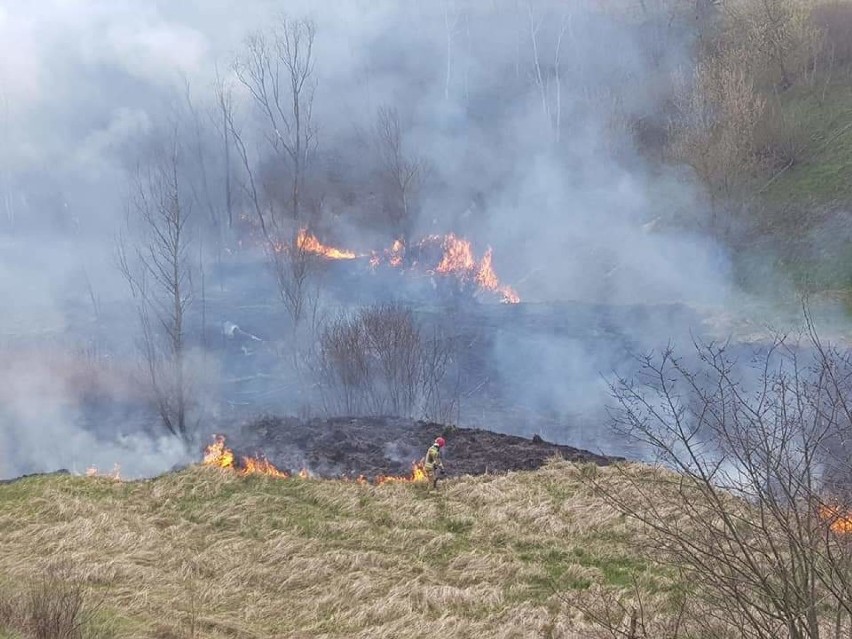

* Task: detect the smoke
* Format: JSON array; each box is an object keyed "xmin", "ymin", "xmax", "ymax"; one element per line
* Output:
[
  {"xmin": 0, "ymin": 348, "xmax": 191, "ymax": 478},
  {"xmin": 0, "ymin": 0, "xmax": 801, "ymax": 478}
]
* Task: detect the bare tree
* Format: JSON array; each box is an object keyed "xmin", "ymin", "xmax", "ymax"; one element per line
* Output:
[
  {"xmin": 443, "ymin": 0, "xmax": 462, "ymax": 101},
  {"xmin": 182, "ymin": 80, "xmax": 220, "ymax": 235},
  {"xmin": 525, "ymin": 2, "xmax": 571, "ymax": 144},
  {"xmin": 375, "ymin": 107, "xmax": 427, "ymax": 248},
  {"xmin": 586, "ymin": 323, "xmax": 852, "ymax": 638},
  {"xmin": 273, "ymin": 232, "xmax": 322, "ymax": 331},
  {"xmin": 233, "ymin": 17, "xmax": 317, "ymax": 224},
  {"xmin": 228, "ymin": 18, "xmax": 322, "ymax": 331},
  {"xmin": 213, "ymin": 68, "xmax": 234, "ymax": 230},
  {"xmin": 227, "ymin": 124, "xmax": 318, "ymax": 331},
  {"xmin": 118, "ymin": 133, "xmax": 194, "ymax": 442}
]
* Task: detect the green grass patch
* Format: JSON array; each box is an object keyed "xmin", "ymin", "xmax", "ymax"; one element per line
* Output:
[
  {"xmin": 570, "ymin": 547, "xmax": 647, "ymax": 587},
  {"xmin": 762, "ymin": 81, "xmax": 852, "ymax": 205}
]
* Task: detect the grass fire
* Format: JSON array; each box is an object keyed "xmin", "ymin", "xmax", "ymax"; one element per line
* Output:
[
  {"xmin": 6, "ymin": 0, "xmax": 852, "ymax": 637},
  {"xmin": 273, "ymin": 228, "xmax": 521, "ymax": 304},
  {"xmin": 200, "ymin": 434, "xmax": 429, "ymax": 484}
]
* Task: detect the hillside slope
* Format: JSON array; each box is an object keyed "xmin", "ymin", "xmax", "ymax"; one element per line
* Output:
[{"xmin": 0, "ymin": 463, "xmax": 658, "ymax": 638}]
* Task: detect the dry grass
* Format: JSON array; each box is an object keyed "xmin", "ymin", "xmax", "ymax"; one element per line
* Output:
[
  {"xmin": 0, "ymin": 571, "xmax": 115, "ymax": 639},
  {"xmin": 0, "ymin": 461, "xmax": 664, "ymax": 638}
]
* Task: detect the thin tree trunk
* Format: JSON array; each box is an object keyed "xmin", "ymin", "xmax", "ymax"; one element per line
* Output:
[{"xmin": 223, "ymin": 104, "xmax": 232, "ymax": 229}]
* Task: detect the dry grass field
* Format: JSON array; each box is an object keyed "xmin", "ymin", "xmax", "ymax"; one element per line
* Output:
[{"xmin": 0, "ymin": 461, "xmax": 668, "ymax": 638}]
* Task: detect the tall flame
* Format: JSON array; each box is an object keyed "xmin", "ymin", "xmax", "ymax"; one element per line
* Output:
[
  {"xmin": 371, "ymin": 234, "xmax": 520, "ymax": 304},
  {"xmin": 203, "ymin": 435, "xmax": 235, "ymax": 469},
  {"xmin": 432, "ymin": 234, "xmax": 520, "ymax": 304},
  {"xmin": 203, "ymin": 435, "xmax": 289, "ymax": 478},
  {"xmin": 476, "ymin": 248, "xmax": 521, "ymax": 304},
  {"xmin": 435, "ymin": 233, "xmax": 477, "ymax": 273}
]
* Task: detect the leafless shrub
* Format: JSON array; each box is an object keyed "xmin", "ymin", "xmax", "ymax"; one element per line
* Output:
[
  {"xmin": 318, "ymin": 311, "xmax": 371, "ymax": 415},
  {"xmin": 565, "ymin": 576, "xmax": 695, "ymax": 639},
  {"xmin": 0, "ymin": 575, "xmax": 113, "ymax": 639},
  {"xmin": 25, "ymin": 579, "xmax": 86, "ymax": 639},
  {"xmin": 420, "ymin": 327, "xmax": 459, "ymax": 424},
  {"xmin": 587, "ymin": 312, "xmax": 852, "ymax": 638},
  {"xmin": 360, "ymin": 304, "xmax": 423, "ymax": 415},
  {"xmin": 318, "ymin": 304, "xmax": 455, "ymax": 419}
]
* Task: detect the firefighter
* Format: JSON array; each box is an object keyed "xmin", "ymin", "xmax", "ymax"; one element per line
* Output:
[{"xmin": 423, "ymin": 436, "xmax": 445, "ymax": 489}]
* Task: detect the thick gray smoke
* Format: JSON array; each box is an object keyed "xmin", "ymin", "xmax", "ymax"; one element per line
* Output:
[{"xmin": 0, "ymin": 0, "xmax": 785, "ymax": 478}]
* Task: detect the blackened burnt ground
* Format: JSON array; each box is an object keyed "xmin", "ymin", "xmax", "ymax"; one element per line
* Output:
[{"xmin": 221, "ymin": 416, "xmax": 619, "ymax": 479}]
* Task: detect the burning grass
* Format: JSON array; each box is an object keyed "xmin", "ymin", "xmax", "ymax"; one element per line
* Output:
[
  {"xmin": 201, "ymin": 435, "xmax": 427, "ymax": 484},
  {"xmin": 274, "ymin": 228, "xmax": 521, "ymax": 304},
  {"xmin": 0, "ymin": 461, "xmax": 657, "ymax": 638}
]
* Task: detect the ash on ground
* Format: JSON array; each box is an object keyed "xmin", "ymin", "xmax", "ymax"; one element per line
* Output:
[{"xmin": 218, "ymin": 416, "xmax": 619, "ymax": 479}]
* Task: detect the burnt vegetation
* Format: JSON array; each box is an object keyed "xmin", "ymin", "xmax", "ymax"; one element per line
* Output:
[
  {"xmin": 5, "ymin": 1, "xmax": 852, "ymax": 637},
  {"xmin": 90, "ymin": 0, "xmax": 852, "ymax": 449}
]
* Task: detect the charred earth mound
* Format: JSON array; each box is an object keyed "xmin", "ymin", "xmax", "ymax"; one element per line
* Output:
[{"xmin": 217, "ymin": 415, "xmax": 619, "ymax": 479}]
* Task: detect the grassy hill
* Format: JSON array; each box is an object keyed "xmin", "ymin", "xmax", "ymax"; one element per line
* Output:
[
  {"xmin": 708, "ymin": 77, "xmax": 852, "ymax": 302},
  {"xmin": 0, "ymin": 462, "xmax": 663, "ymax": 639},
  {"xmin": 761, "ymin": 82, "xmax": 852, "ymax": 207}
]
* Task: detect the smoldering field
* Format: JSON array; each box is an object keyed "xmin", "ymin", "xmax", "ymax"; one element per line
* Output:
[{"xmin": 0, "ymin": 0, "xmax": 826, "ymax": 480}]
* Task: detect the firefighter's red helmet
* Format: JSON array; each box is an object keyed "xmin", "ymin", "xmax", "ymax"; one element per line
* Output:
[{"xmin": 435, "ymin": 437, "xmax": 446, "ymax": 448}]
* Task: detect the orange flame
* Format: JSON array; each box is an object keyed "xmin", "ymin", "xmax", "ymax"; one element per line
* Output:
[
  {"xmin": 369, "ymin": 239, "xmax": 405, "ymax": 270},
  {"xmin": 431, "ymin": 234, "xmax": 519, "ymax": 304},
  {"xmin": 370, "ymin": 234, "xmax": 520, "ymax": 304},
  {"xmin": 85, "ymin": 463, "xmax": 121, "ymax": 481},
  {"xmin": 476, "ymin": 248, "xmax": 521, "ymax": 304},
  {"xmin": 203, "ymin": 435, "xmax": 235, "ymax": 469},
  {"xmin": 297, "ymin": 229, "xmax": 358, "ymax": 260},
  {"xmin": 388, "ymin": 239, "xmax": 404, "ymax": 267},
  {"xmin": 202, "ymin": 435, "xmax": 427, "ymax": 485},
  {"xmin": 375, "ymin": 461, "xmax": 429, "ymax": 485},
  {"xmin": 203, "ymin": 435, "xmax": 289, "ymax": 478},
  {"xmin": 235, "ymin": 218, "xmax": 520, "ymax": 303},
  {"xmin": 820, "ymin": 504, "xmax": 852, "ymax": 534},
  {"xmin": 435, "ymin": 233, "xmax": 477, "ymax": 273}
]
